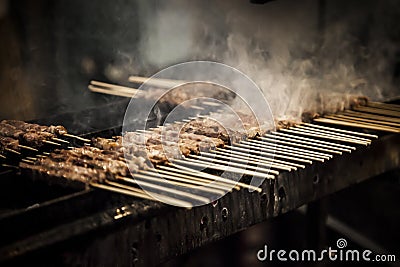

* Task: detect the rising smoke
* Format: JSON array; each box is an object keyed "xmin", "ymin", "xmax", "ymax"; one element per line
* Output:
[{"xmin": 131, "ymin": 0, "xmax": 400, "ymax": 120}]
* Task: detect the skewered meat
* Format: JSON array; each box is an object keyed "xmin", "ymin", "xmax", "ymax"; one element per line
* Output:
[{"xmin": 0, "ymin": 136, "xmax": 20, "ymax": 154}]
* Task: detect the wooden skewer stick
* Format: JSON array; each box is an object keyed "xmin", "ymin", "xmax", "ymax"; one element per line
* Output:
[
  {"xmin": 314, "ymin": 118, "xmax": 400, "ymax": 134},
  {"xmin": 43, "ymin": 140, "xmax": 62, "ymax": 146},
  {"xmin": 294, "ymin": 125, "xmax": 372, "ymax": 143},
  {"xmin": 18, "ymin": 145, "xmax": 38, "ymax": 152},
  {"xmin": 21, "ymin": 159, "xmax": 34, "ymax": 164},
  {"xmin": 88, "ymin": 85, "xmax": 135, "ymax": 98},
  {"xmin": 223, "ymin": 146, "xmax": 306, "ymax": 168},
  {"xmin": 197, "ymin": 152, "xmax": 280, "ymax": 175},
  {"xmin": 233, "ymin": 143, "xmax": 313, "ymax": 164},
  {"xmin": 90, "ymin": 80, "xmax": 140, "ymax": 94},
  {"xmin": 269, "ymin": 132, "xmax": 356, "ymax": 150},
  {"xmin": 329, "ymin": 114, "xmax": 400, "ymax": 128},
  {"xmin": 150, "ymin": 168, "xmax": 235, "ymax": 192},
  {"xmin": 174, "ymin": 157, "xmax": 274, "ymax": 180},
  {"xmin": 0, "ymin": 154, "xmax": 6, "ymax": 159},
  {"xmin": 342, "ymin": 110, "xmax": 400, "ymax": 123},
  {"xmin": 242, "ymin": 140, "xmax": 331, "ymax": 160},
  {"xmin": 5, "ymin": 148, "xmax": 21, "ymax": 155},
  {"xmin": 215, "ymin": 148, "xmax": 300, "ymax": 170},
  {"xmin": 367, "ymin": 102, "xmax": 400, "ymax": 112},
  {"xmin": 167, "ymin": 163, "xmax": 262, "ymax": 192},
  {"xmin": 160, "ymin": 164, "xmax": 242, "ymax": 191},
  {"xmin": 2, "ymin": 164, "xmax": 19, "ymax": 169},
  {"xmin": 279, "ymin": 128, "xmax": 369, "ymax": 145},
  {"xmin": 43, "ymin": 152, "xmax": 51, "ymax": 155},
  {"xmin": 52, "ymin": 138, "xmax": 69, "ymax": 144},
  {"xmin": 118, "ymin": 175, "xmax": 210, "ymax": 204},
  {"xmin": 246, "ymin": 139, "xmax": 333, "ymax": 159},
  {"xmin": 63, "ymin": 134, "xmax": 91, "ymax": 143},
  {"xmin": 103, "ymin": 180, "xmax": 192, "ymax": 207},
  {"xmin": 91, "ymin": 182, "xmax": 155, "ymax": 201},
  {"xmin": 260, "ymin": 135, "xmax": 343, "ymax": 155},
  {"xmin": 204, "ymin": 150, "xmax": 291, "ymax": 172},
  {"xmin": 211, "ymin": 149, "xmax": 294, "ymax": 171},
  {"xmin": 128, "ymin": 75, "xmax": 187, "ymax": 88},
  {"xmin": 353, "ymin": 106, "xmax": 400, "ymax": 117},
  {"xmin": 138, "ymin": 170, "xmax": 226, "ymax": 195},
  {"xmin": 303, "ymin": 123, "xmax": 378, "ymax": 138},
  {"xmin": 26, "ymin": 157, "xmax": 37, "ymax": 161}
]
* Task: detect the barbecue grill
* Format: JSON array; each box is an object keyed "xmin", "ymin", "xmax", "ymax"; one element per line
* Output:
[
  {"xmin": 1, "ymin": 0, "xmax": 400, "ymax": 266},
  {"xmin": 0, "ymin": 96, "xmax": 399, "ymax": 266}
]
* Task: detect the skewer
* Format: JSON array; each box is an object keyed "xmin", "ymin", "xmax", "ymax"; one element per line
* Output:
[
  {"xmin": 90, "ymin": 182, "xmax": 156, "ymax": 202},
  {"xmin": 2, "ymin": 164, "xmax": 19, "ymax": 169},
  {"xmin": 167, "ymin": 163, "xmax": 262, "ymax": 192},
  {"xmin": 195, "ymin": 152, "xmax": 280, "ymax": 175},
  {"xmin": 367, "ymin": 102, "xmax": 400, "ymax": 112},
  {"xmin": 189, "ymin": 105, "xmax": 205, "ymax": 111},
  {"xmin": 5, "ymin": 148, "xmax": 21, "ymax": 155},
  {"xmin": 17, "ymin": 145, "xmax": 38, "ymax": 152},
  {"xmin": 90, "ymin": 80, "xmax": 140, "ymax": 94},
  {"xmin": 43, "ymin": 152, "xmax": 51, "ymax": 155},
  {"xmin": 215, "ymin": 148, "xmax": 301, "ymax": 169},
  {"xmin": 203, "ymin": 150, "xmax": 291, "ymax": 172},
  {"xmin": 0, "ymin": 154, "xmax": 6, "ymax": 159},
  {"xmin": 236, "ymin": 142, "xmax": 323, "ymax": 162},
  {"xmin": 268, "ymin": 132, "xmax": 356, "ymax": 150},
  {"xmin": 342, "ymin": 110, "xmax": 400, "ymax": 123},
  {"xmin": 26, "ymin": 157, "xmax": 38, "ymax": 161},
  {"xmin": 149, "ymin": 168, "xmax": 236, "ymax": 191},
  {"xmin": 174, "ymin": 157, "xmax": 274, "ymax": 179},
  {"xmin": 63, "ymin": 134, "xmax": 91, "ymax": 143},
  {"xmin": 117, "ymin": 175, "xmax": 210, "ymax": 204},
  {"xmin": 353, "ymin": 106, "xmax": 400, "ymax": 117},
  {"xmin": 233, "ymin": 143, "xmax": 313, "ymax": 164},
  {"xmin": 328, "ymin": 114, "xmax": 400, "ymax": 128},
  {"xmin": 88, "ymin": 85, "xmax": 135, "ymax": 98},
  {"xmin": 43, "ymin": 140, "xmax": 62, "ymax": 146},
  {"xmin": 260, "ymin": 135, "xmax": 343, "ymax": 155},
  {"xmin": 103, "ymin": 180, "xmax": 192, "ymax": 207},
  {"xmin": 128, "ymin": 75, "xmax": 186, "ymax": 88},
  {"xmin": 279, "ymin": 128, "xmax": 369, "ymax": 145},
  {"xmin": 202, "ymin": 101, "xmax": 222, "ymax": 107},
  {"xmin": 138, "ymin": 170, "xmax": 226, "ymax": 195},
  {"xmin": 294, "ymin": 125, "xmax": 372, "ymax": 143},
  {"xmin": 223, "ymin": 146, "xmax": 307, "ymax": 168},
  {"xmin": 243, "ymin": 140, "xmax": 331, "ymax": 160},
  {"xmin": 314, "ymin": 118, "xmax": 400, "ymax": 133},
  {"xmin": 160, "ymin": 164, "xmax": 242, "ymax": 191},
  {"xmin": 211, "ymin": 149, "xmax": 293, "ymax": 171},
  {"xmin": 21, "ymin": 159, "xmax": 34, "ymax": 164},
  {"xmin": 303, "ymin": 123, "xmax": 378, "ymax": 138},
  {"xmin": 52, "ymin": 138, "xmax": 70, "ymax": 144},
  {"xmin": 245, "ymin": 139, "xmax": 333, "ymax": 159}
]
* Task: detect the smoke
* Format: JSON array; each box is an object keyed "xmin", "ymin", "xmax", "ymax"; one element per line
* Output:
[{"xmin": 132, "ymin": 0, "xmax": 400, "ymax": 120}]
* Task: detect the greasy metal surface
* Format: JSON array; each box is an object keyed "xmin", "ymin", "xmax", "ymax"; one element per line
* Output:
[{"xmin": 1, "ymin": 133, "xmax": 399, "ymax": 266}]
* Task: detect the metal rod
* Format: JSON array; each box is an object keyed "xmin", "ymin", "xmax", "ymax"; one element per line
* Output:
[{"xmin": 303, "ymin": 123, "xmax": 378, "ymax": 138}]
